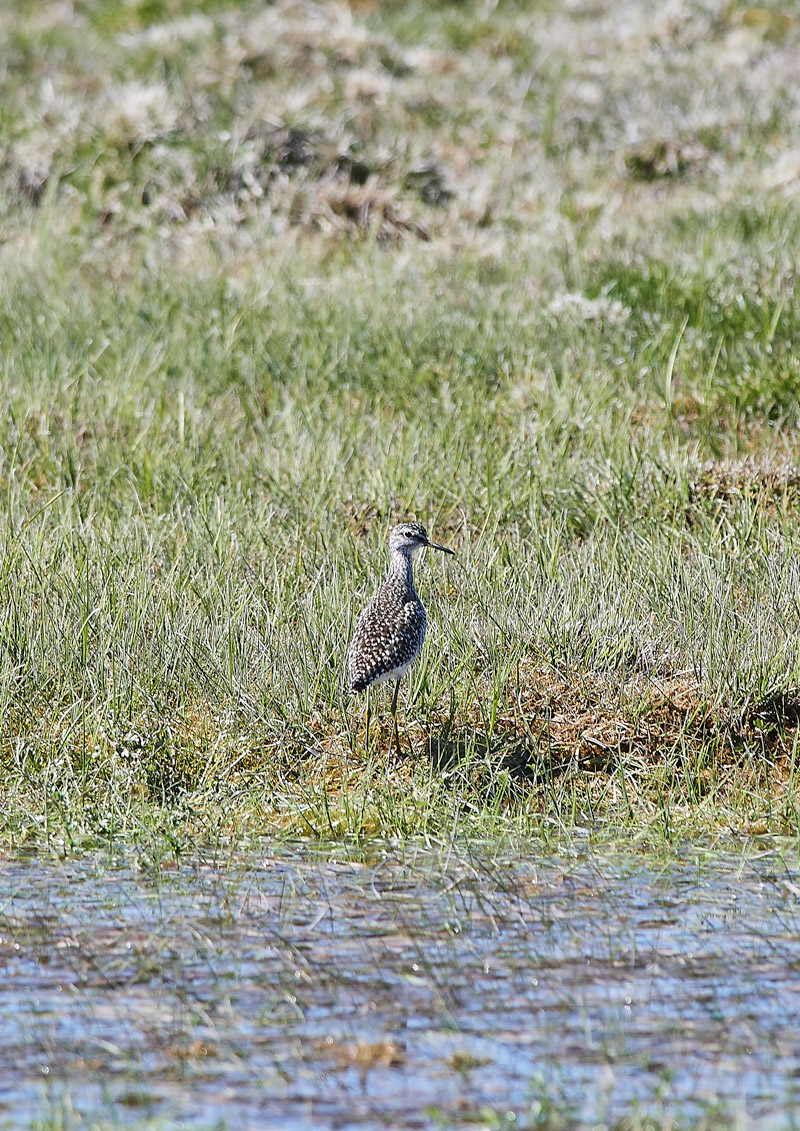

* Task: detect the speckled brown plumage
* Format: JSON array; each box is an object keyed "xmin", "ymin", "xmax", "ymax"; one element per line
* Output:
[
  {"xmin": 347, "ymin": 523, "xmax": 453, "ymax": 695},
  {"xmin": 348, "ymin": 571, "xmax": 427, "ymax": 692}
]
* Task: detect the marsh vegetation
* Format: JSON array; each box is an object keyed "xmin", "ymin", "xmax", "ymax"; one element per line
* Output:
[
  {"xmin": 3, "ymin": 0, "xmax": 800, "ymax": 1126},
  {"xmin": 3, "ymin": 0, "xmax": 800, "ymax": 846}
]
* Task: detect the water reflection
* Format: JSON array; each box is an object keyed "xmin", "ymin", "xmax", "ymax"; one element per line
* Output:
[{"xmin": 0, "ymin": 841, "xmax": 798, "ymax": 1128}]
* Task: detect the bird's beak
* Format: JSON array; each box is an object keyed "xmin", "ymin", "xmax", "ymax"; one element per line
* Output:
[{"xmin": 427, "ymin": 540, "xmax": 455, "ymax": 555}]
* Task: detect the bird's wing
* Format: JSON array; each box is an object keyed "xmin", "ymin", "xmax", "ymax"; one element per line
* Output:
[{"xmin": 347, "ymin": 597, "xmax": 426, "ymax": 692}]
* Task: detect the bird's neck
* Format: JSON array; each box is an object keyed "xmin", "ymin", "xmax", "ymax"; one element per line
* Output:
[{"xmin": 388, "ymin": 547, "xmax": 416, "ymax": 595}]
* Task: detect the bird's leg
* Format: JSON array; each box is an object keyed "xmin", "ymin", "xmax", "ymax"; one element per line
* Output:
[
  {"xmin": 387, "ymin": 678, "xmax": 402, "ymax": 760},
  {"xmin": 364, "ymin": 686, "xmax": 372, "ymax": 750}
]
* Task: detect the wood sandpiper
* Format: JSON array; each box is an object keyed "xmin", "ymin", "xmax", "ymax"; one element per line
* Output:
[{"xmin": 347, "ymin": 522, "xmax": 454, "ymax": 756}]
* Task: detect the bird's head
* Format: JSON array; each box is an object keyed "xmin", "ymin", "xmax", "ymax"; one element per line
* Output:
[{"xmin": 388, "ymin": 522, "xmax": 454, "ymax": 556}]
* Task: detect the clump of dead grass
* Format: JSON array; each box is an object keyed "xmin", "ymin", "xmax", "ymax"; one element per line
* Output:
[
  {"xmin": 689, "ymin": 455, "xmax": 800, "ymax": 510},
  {"xmin": 308, "ymin": 178, "xmax": 431, "ymax": 243},
  {"xmin": 505, "ymin": 664, "xmax": 800, "ymax": 770}
]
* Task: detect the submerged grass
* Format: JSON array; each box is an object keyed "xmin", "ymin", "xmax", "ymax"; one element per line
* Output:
[
  {"xmin": 6, "ymin": 841, "xmax": 800, "ymax": 1129},
  {"xmin": 2, "ymin": 0, "xmax": 800, "ymax": 848}
]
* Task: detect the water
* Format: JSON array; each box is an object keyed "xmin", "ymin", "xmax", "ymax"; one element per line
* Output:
[{"xmin": 1, "ymin": 840, "xmax": 799, "ymax": 1129}]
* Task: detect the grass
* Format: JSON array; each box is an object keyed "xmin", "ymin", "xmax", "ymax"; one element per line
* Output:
[{"xmin": 2, "ymin": 0, "xmax": 800, "ymax": 849}]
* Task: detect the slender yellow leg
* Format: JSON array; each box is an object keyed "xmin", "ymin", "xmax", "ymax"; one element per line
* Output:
[
  {"xmin": 387, "ymin": 678, "xmax": 402, "ymax": 760},
  {"xmin": 364, "ymin": 685, "xmax": 371, "ymax": 750}
]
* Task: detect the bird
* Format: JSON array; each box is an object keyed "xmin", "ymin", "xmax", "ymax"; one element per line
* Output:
[{"xmin": 347, "ymin": 522, "xmax": 454, "ymax": 758}]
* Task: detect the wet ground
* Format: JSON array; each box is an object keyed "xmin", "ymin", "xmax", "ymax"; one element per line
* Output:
[{"xmin": 1, "ymin": 839, "xmax": 799, "ymax": 1130}]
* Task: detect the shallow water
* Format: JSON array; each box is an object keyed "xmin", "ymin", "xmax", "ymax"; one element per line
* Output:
[{"xmin": 1, "ymin": 840, "xmax": 799, "ymax": 1129}]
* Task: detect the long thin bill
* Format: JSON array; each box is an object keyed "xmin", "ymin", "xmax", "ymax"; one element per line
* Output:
[{"xmin": 428, "ymin": 541, "xmax": 455, "ymax": 555}]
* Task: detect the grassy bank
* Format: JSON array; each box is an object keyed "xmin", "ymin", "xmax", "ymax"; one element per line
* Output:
[{"xmin": 2, "ymin": 0, "xmax": 800, "ymax": 848}]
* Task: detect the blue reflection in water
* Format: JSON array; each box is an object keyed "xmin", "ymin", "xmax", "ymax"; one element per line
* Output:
[{"xmin": 0, "ymin": 842, "xmax": 798, "ymax": 1129}]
